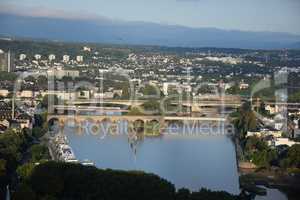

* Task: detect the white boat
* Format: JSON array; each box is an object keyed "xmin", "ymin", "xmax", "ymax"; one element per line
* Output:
[{"xmin": 81, "ymin": 159, "xmax": 95, "ymax": 166}]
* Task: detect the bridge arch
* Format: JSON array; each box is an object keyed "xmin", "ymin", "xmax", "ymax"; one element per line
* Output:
[{"xmin": 133, "ymin": 119, "xmax": 145, "ymax": 134}]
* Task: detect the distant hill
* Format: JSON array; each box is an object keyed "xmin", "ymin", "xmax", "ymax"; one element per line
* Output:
[{"xmin": 0, "ymin": 13, "xmax": 300, "ymax": 50}]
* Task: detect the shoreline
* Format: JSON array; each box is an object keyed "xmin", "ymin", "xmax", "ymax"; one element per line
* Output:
[{"xmin": 238, "ymin": 168, "xmax": 300, "ymax": 200}]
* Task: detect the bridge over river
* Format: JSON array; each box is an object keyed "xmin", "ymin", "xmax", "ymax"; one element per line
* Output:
[
  {"xmin": 64, "ymin": 99, "xmax": 242, "ymax": 112},
  {"xmin": 47, "ymin": 114, "xmax": 228, "ymax": 129}
]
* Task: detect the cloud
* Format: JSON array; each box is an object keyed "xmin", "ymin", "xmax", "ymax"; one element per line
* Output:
[{"xmin": 0, "ymin": 3, "xmax": 112, "ymax": 22}]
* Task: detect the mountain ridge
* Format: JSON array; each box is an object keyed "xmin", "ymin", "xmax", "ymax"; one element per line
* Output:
[{"xmin": 0, "ymin": 13, "xmax": 300, "ymax": 50}]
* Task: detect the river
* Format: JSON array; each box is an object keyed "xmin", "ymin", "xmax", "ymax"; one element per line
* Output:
[{"xmin": 62, "ymin": 122, "xmax": 241, "ymax": 195}]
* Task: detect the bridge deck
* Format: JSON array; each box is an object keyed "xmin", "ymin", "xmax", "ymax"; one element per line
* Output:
[{"xmin": 48, "ymin": 114, "xmax": 227, "ymax": 122}]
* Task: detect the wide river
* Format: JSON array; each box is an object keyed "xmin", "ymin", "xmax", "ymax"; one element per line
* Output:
[{"xmin": 62, "ymin": 122, "xmax": 241, "ymax": 195}]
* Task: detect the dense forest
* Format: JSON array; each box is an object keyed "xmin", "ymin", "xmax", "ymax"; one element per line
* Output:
[{"xmin": 11, "ymin": 161, "xmax": 248, "ymax": 200}]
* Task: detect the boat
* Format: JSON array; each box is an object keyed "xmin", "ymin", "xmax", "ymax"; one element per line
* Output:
[{"xmin": 81, "ymin": 159, "xmax": 95, "ymax": 166}]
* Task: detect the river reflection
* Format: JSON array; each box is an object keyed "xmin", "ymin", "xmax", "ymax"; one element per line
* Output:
[
  {"xmin": 62, "ymin": 122, "xmax": 240, "ymax": 195},
  {"xmin": 255, "ymin": 187, "xmax": 287, "ymax": 200}
]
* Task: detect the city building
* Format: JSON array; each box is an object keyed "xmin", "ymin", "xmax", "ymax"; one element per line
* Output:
[
  {"xmin": 49, "ymin": 54, "xmax": 56, "ymax": 61},
  {"xmin": 273, "ymin": 138, "xmax": 299, "ymax": 147},
  {"xmin": 163, "ymin": 82, "xmax": 179, "ymax": 96},
  {"xmin": 16, "ymin": 90, "xmax": 35, "ymax": 98},
  {"xmin": 0, "ymin": 102, "xmax": 14, "ymax": 121},
  {"xmin": 0, "ymin": 50, "xmax": 15, "ymax": 72},
  {"xmin": 0, "ymin": 89, "xmax": 9, "ymax": 97},
  {"xmin": 47, "ymin": 67, "xmax": 80, "ymax": 79},
  {"xmin": 34, "ymin": 54, "xmax": 42, "ymax": 60},
  {"xmin": 83, "ymin": 46, "xmax": 91, "ymax": 52},
  {"xmin": 41, "ymin": 91, "xmax": 77, "ymax": 101},
  {"xmin": 63, "ymin": 55, "xmax": 70, "ymax": 63},
  {"xmin": 19, "ymin": 54, "xmax": 26, "ymax": 61},
  {"xmin": 246, "ymin": 129, "xmax": 282, "ymax": 138},
  {"xmin": 239, "ymin": 83, "xmax": 249, "ymax": 90},
  {"xmin": 76, "ymin": 55, "xmax": 83, "ymax": 62}
]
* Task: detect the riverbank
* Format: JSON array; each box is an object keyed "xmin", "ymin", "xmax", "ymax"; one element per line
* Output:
[{"xmin": 239, "ymin": 168, "xmax": 300, "ymax": 200}]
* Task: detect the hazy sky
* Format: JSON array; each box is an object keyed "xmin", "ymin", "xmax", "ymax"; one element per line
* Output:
[{"xmin": 1, "ymin": 0, "xmax": 300, "ymax": 34}]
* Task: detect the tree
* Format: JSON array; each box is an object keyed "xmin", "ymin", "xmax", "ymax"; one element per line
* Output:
[
  {"xmin": 17, "ymin": 163, "xmax": 35, "ymax": 180},
  {"xmin": 0, "ymin": 159, "xmax": 8, "ymax": 195},
  {"xmin": 32, "ymin": 127, "xmax": 47, "ymax": 139},
  {"xmin": 244, "ymin": 136, "xmax": 278, "ymax": 167},
  {"xmin": 175, "ymin": 188, "xmax": 190, "ymax": 200},
  {"xmin": 258, "ymin": 101, "xmax": 268, "ymax": 116},
  {"xmin": 127, "ymin": 107, "xmax": 143, "ymax": 115},
  {"xmin": 0, "ymin": 129, "xmax": 26, "ymax": 173},
  {"xmin": 0, "ymin": 71, "xmax": 17, "ymax": 81},
  {"xmin": 29, "ymin": 144, "xmax": 50, "ymax": 162},
  {"xmin": 24, "ymin": 75, "xmax": 36, "ymax": 83},
  {"xmin": 234, "ymin": 102, "xmax": 258, "ymax": 140},
  {"xmin": 0, "ymin": 159, "xmax": 6, "ymax": 177},
  {"xmin": 26, "ymin": 162, "xmax": 175, "ymax": 200},
  {"xmin": 142, "ymin": 100, "xmax": 161, "ymax": 115},
  {"xmin": 121, "ymin": 82, "xmax": 130, "ymax": 99},
  {"xmin": 141, "ymin": 84, "xmax": 160, "ymax": 97},
  {"xmin": 37, "ymin": 75, "xmax": 48, "ymax": 89},
  {"xmin": 12, "ymin": 184, "xmax": 37, "ymax": 200},
  {"xmin": 281, "ymin": 144, "xmax": 300, "ymax": 168},
  {"xmin": 41, "ymin": 95, "xmax": 58, "ymax": 109}
]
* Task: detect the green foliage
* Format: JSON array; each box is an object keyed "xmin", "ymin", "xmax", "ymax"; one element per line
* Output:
[
  {"xmin": 121, "ymin": 82, "xmax": 130, "ymax": 99},
  {"xmin": 32, "ymin": 127, "xmax": 47, "ymax": 139},
  {"xmin": 37, "ymin": 75, "xmax": 48, "ymax": 88},
  {"xmin": 17, "ymin": 163, "xmax": 35, "ymax": 180},
  {"xmin": 34, "ymin": 113, "xmax": 47, "ymax": 128},
  {"xmin": 0, "ymin": 71, "xmax": 17, "ymax": 81},
  {"xmin": 0, "ymin": 128, "xmax": 31, "ymax": 196},
  {"xmin": 12, "ymin": 183, "xmax": 37, "ymax": 200},
  {"xmin": 127, "ymin": 106, "xmax": 143, "ymax": 115},
  {"xmin": 14, "ymin": 162, "xmax": 241, "ymax": 200},
  {"xmin": 175, "ymin": 188, "xmax": 190, "ymax": 200},
  {"xmin": 0, "ymin": 159, "xmax": 8, "ymax": 191},
  {"xmin": 244, "ymin": 136, "xmax": 268, "ymax": 152},
  {"xmin": 234, "ymin": 102, "xmax": 258, "ymax": 140},
  {"xmin": 243, "ymin": 136, "xmax": 278, "ymax": 167},
  {"xmin": 41, "ymin": 95, "xmax": 58, "ymax": 109},
  {"xmin": 280, "ymin": 144, "xmax": 300, "ymax": 168},
  {"xmin": 145, "ymin": 121, "xmax": 160, "ymax": 136},
  {"xmin": 29, "ymin": 144, "xmax": 50, "ymax": 162},
  {"xmin": 189, "ymin": 188, "xmax": 239, "ymax": 200},
  {"xmin": 289, "ymin": 91, "xmax": 300, "ymax": 103},
  {"xmin": 251, "ymin": 149, "xmax": 278, "ymax": 168},
  {"xmin": 25, "ymin": 162, "xmax": 176, "ymax": 200},
  {"xmin": 141, "ymin": 84, "xmax": 160, "ymax": 97},
  {"xmin": 142, "ymin": 100, "xmax": 161, "ymax": 115},
  {"xmin": 257, "ymin": 101, "xmax": 271, "ymax": 117},
  {"xmin": 0, "ymin": 129, "xmax": 29, "ymax": 173}
]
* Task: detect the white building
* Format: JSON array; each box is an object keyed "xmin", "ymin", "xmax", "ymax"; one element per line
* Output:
[
  {"xmin": 63, "ymin": 55, "xmax": 70, "ymax": 63},
  {"xmin": 47, "ymin": 68, "xmax": 79, "ymax": 79},
  {"xmin": 34, "ymin": 54, "xmax": 41, "ymax": 60},
  {"xmin": 49, "ymin": 54, "xmax": 56, "ymax": 61},
  {"xmin": 16, "ymin": 90, "xmax": 34, "ymax": 98},
  {"xmin": 77, "ymin": 90, "xmax": 90, "ymax": 99},
  {"xmin": 265, "ymin": 105, "xmax": 276, "ymax": 114},
  {"xmin": 76, "ymin": 55, "xmax": 83, "ymax": 62},
  {"xmin": 19, "ymin": 54, "xmax": 26, "ymax": 61},
  {"xmin": 41, "ymin": 91, "xmax": 76, "ymax": 101},
  {"xmin": 273, "ymin": 138, "xmax": 299, "ymax": 147},
  {"xmin": 163, "ymin": 82, "xmax": 179, "ymax": 96},
  {"xmin": 94, "ymin": 92, "xmax": 114, "ymax": 99},
  {"xmin": 0, "ymin": 89, "xmax": 9, "ymax": 97},
  {"xmin": 83, "ymin": 46, "xmax": 91, "ymax": 52},
  {"xmin": 239, "ymin": 83, "xmax": 249, "ymax": 90},
  {"xmin": 247, "ymin": 130, "xmax": 282, "ymax": 138}
]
